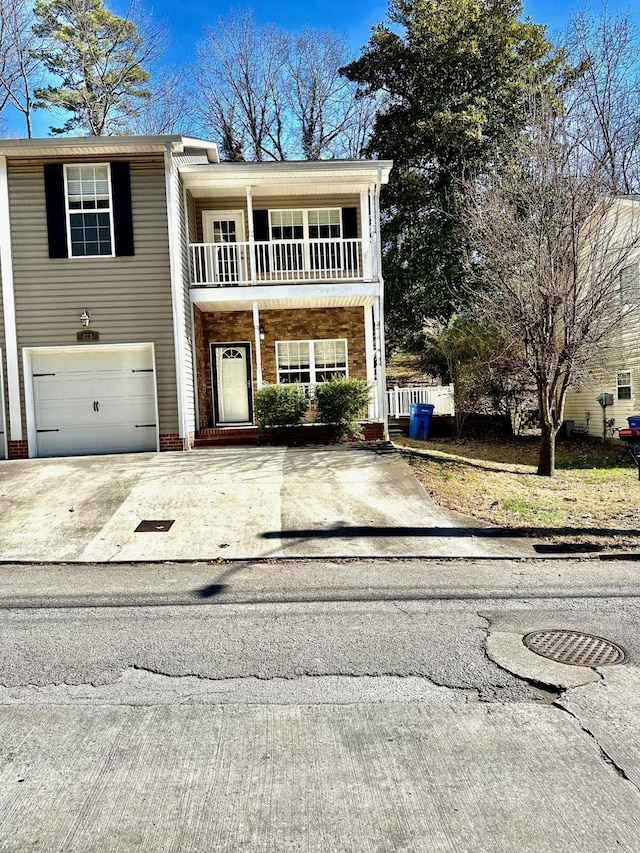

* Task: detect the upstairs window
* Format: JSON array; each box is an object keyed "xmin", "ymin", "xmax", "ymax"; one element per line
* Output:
[
  {"xmin": 620, "ymin": 264, "xmax": 639, "ymax": 305},
  {"xmin": 617, "ymin": 370, "xmax": 632, "ymax": 400},
  {"xmin": 64, "ymin": 164, "xmax": 113, "ymax": 257},
  {"xmin": 308, "ymin": 209, "xmax": 341, "ymax": 239}
]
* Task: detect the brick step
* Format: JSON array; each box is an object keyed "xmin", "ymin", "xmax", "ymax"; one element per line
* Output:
[
  {"xmin": 194, "ymin": 437, "xmax": 259, "ymax": 448},
  {"xmin": 193, "ymin": 422, "xmax": 384, "ymax": 448}
]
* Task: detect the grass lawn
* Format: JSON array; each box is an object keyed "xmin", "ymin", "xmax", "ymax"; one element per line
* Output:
[{"xmin": 393, "ymin": 434, "xmax": 640, "ymax": 550}]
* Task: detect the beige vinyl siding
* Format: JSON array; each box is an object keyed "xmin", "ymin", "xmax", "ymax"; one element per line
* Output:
[
  {"xmin": 564, "ymin": 334, "xmax": 640, "ymax": 436},
  {"xmin": 8, "ymin": 154, "xmax": 179, "ymax": 438},
  {"xmin": 192, "ymin": 194, "xmax": 362, "ymax": 243}
]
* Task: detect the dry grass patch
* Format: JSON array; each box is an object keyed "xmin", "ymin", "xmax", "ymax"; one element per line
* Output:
[{"xmin": 394, "ymin": 435, "xmax": 640, "ymax": 550}]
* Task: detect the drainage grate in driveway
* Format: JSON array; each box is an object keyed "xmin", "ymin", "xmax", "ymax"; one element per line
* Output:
[
  {"xmin": 523, "ymin": 630, "xmax": 628, "ymax": 667},
  {"xmin": 134, "ymin": 520, "xmax": 175, "ymax": 533}
]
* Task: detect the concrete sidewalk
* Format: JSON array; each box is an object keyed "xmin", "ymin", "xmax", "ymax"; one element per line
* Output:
[{"xmin": 0, "ymin": 444, "xmax": 541, "ymax": 561}]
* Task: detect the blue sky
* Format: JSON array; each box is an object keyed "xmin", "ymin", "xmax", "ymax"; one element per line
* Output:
[
  {"xmin": 15, "ymin": 0, "xmax": 640, "ymax": 138},
  {"xmin": 137, "ymin": 0, "xmax": 638, "ymax": 63}
]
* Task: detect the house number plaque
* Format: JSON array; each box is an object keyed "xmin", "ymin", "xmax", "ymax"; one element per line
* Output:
[{"xmin": 77, "ymin": 330, "xmax": 100, "ymax": 342}]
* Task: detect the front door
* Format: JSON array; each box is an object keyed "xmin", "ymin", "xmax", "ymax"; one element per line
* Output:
[{"xmin": 212, "ymin": 343, "xmax": 252, "ymax": 425}]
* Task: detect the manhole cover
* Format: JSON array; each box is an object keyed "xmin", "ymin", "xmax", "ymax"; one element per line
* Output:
[
  {"xmin": 523, "ymin": 630, "xmax": 628, "ymax": 667},
  {"xmin": 134, "ymin": 520, "xmax": 175, "ymax": 533}
]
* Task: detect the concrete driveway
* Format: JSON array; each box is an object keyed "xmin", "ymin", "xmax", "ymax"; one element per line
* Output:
[{"xmin": 0, "ymin": 444, "xmax": 539, "ymax": 561}]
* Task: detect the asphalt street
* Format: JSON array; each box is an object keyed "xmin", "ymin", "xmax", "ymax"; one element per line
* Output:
[{"xmin": 1, "ymin": 558, "xmax": 640, "ymax": 851}]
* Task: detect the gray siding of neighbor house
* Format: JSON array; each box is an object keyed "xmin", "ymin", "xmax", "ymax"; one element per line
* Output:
[{"xmin": 7, "ymin": 154, "xmax": 179, "ymax": 438}]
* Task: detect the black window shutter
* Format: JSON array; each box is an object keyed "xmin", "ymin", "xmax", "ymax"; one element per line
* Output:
[
  {"xmin": 252, "ymin": 210, "xmax": 270, "ymax": 273},
  {"xmin": 253, "ymin": 209, "xmax": 269, "ymax": 241},
  {"xmin": 342, "ymin": 207, "xmax": 358, "ymax": 239},
  {"xmin": 111, "ymin": 161, "xmax": 134, "ymax": 256},
  {"xmin": 43, "ymin": 164, "xmax": 68, "ymax": 258}
]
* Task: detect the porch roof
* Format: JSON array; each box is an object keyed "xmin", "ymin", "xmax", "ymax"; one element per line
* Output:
[
  {"xmin": 178, "ymin": 159, "xmax": 393, "ymax": 197},
  {"xmin": 190, "ymin": 281, "xmax": 380, "ymax": 312}
]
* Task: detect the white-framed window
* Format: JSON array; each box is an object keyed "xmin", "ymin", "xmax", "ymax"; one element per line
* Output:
[
  {"xmin": 269, "ymin": 209, "xmax": 341, "ymax": 241},
  {"xmin": 269, "ymin": 209, "xmax": 343, "ymax": 272},
  {"xmin": 64, "ymin": 164, "xmax": 114, "ymax": 257},
  {"xmin": 276, "ymin": 339, "xmax": 348, "ymax": 387},
  {"xmin": 617, "ymin": 370, "xmax": 632, "ymax": 400},
  {"xmin": 620, "ymin": 263, "xmax": 639, "ymax": 305}
]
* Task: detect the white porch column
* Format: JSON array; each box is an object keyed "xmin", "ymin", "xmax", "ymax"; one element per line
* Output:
[
  {"xmin": 370, "ymin": 183, "xmax": 380, "ymax": 283},
  {"xmin": 253, "ymin": 301, "xmax": 263, "ymax": 389},
  {"xmin": 0, "ymin": 155, "xmax": 22, "ymax": 443},
  {"xmin": 246, "ymin": 186, "xmax": 257, "ymax": 286},
  {"xmin": 364, "ymin": 305, "xmax": 376, "ymax": 419},
  {"xmin": 360, "ymin": 189, "xmax": 373, "ymax": 280}
]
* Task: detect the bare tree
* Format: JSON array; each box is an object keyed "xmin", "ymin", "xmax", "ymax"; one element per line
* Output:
[
  {"xmin": 194, "ymin": 11, "xmax": 289, "ymax": 161},
  {"xmin": 127, "ymin": 67, "xmax": 196, "ymax": 135},
  {"xmin": 423, "ymin": 315, "xmax": 533, "ymax": 438},
  {"xmin": 466, "ymin": 90, "xmax": 640, "ymax": 475},
  {"xmin": 0, "ymin": 0, "xmax": 45, "ymax": 137},
  {"xmin": 193, "ymin": 12, "xmax": 373, "ymax": 161},
  {"xmin": 563, "ymin": 6, "xmax": 640, "ymax": 193},
  {"xmin": 287, "ymin": 28, "xmax": 367, "ymax": 160}
]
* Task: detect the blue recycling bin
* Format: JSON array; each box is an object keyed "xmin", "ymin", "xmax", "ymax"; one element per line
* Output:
[
  {"xmin": 409, "ymin": 403, "xmax": 435, "ymax": 440},
  {"xmin": 628, "ymin": 416, "xmax": 640, "ymax": 429}
]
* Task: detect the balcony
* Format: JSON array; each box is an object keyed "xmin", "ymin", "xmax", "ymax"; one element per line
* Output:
[{"xmin": 190, "ymin": 238, "xmax": 368, "ymax": 287}]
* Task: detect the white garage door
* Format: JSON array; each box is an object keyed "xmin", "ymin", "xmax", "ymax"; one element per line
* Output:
[{"xmin": 29, "ymin": 345, "xmax": 158, "ymax": 457}]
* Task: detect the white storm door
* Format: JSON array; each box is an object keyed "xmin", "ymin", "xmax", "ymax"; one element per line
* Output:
[
  {"xmin": 212, "ymin": 343, "xmax": 252, "ymax": 424},
  {"xmin": 203, "ymin": 211, "xmax": 246, "ymax": 284}
]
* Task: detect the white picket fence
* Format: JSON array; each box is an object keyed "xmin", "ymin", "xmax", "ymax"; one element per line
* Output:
[{"xmin": 386, "ymin": 385, "xmax": 455, "ymax": 418}]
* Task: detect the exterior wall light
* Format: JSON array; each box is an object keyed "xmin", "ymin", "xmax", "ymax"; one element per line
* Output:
[
  {"xmin": 259, "ymin": 324, "xmax": 265, "ymax": 341},
  {"xmin": 80, "ymin": 309, "xmax": 91, "ymax": 328}
]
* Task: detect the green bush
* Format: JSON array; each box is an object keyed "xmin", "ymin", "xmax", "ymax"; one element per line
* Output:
[
  {"xmin": 314, "ymin": 377, "xmax": 372, "ymax": 441},
  {"xmin": 254, "ymin": 383, "xmax": 307, "ymax": 429}
]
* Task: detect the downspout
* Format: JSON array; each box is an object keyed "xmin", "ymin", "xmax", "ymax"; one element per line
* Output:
[
  {"xmin": 374, "ymin": 168, "xmax": 389, "ymax": 440},
  {"xmin": 164, "ymin": 143, "xmax": 190, "ymax": 450}
]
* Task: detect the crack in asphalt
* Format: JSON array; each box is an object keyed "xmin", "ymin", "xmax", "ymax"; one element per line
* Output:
[{"xmin": 477, "ymin": 612, "xmax": 562, "ymax": 703}]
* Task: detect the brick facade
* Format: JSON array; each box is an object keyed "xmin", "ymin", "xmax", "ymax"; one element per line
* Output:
[
  {"xmin": 159, "ymin": 433, "xmax": 191, "ymax": 452},
  {"xmin": 7, "ymin": 440, "xmax": 29, "ymax": 459},
  {"xmin": 194, "ymin": 306, "xmax": 368, "ymax": 430}
]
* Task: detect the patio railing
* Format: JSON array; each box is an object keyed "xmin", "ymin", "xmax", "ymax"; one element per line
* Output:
[
  {"xmin": 190, "ymin": 238, "xmax": 366, "ymax": 287},
  {"xmin": 387, "ymin": 385, "xmax": 455, "ymax": 418}
]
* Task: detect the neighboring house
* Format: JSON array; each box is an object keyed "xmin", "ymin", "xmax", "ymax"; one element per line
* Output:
[
  {"xmin": 564, "ymin": 197, "xmax": 640, "ymax": 439},
  {"xmin": 0, "ymin": 135, "xmax": 392, "ymax": 459}
]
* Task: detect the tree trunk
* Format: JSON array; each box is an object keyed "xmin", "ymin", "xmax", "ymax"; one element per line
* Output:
[{"xmin": 537, "ymin": 422, "xmax": 557, "ymax": 476}]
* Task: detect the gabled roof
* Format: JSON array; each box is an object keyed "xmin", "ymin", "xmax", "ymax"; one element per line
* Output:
[{"xmin": 0, "ymin": 134, "xmax": 220, "ymax": 162}]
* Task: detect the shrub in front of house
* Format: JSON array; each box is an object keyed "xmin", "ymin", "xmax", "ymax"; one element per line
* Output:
[
  {"xmin": 314, "ymin": 377, "xmax": 372, "ymax": 441},
  {"xmin": 255, "ymin": 383, "xmax": 307, "ymax": 430}
]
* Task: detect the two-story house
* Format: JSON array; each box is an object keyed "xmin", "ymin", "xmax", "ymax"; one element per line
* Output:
[
  {"xmin": 0, "ymin": 135, "xmax": 391, "ymax": 459},
  {"xmin": 564, "ymin": 196, "xmax": 640, "ymax": 439}
]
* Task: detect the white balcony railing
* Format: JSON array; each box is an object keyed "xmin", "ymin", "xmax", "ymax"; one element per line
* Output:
[
  {"xmin": 190, "ymin": 238, "xmax": 366, "ymax": 287},
  {"xmin": 387, "ymin": 385, "xmax": 455, "ymax": 417}
]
